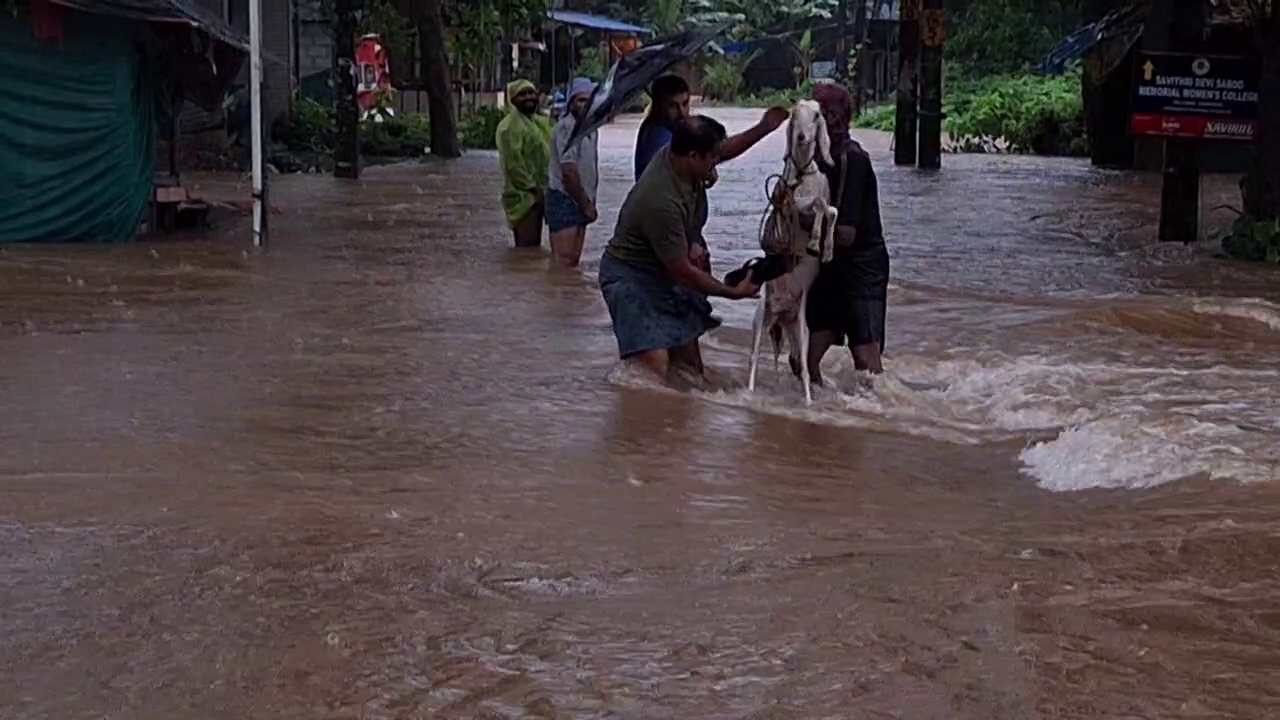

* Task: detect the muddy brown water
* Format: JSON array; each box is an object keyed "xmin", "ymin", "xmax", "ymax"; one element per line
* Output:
[{"xmin": 3, "ymin": 109, "xmax": 1280, "ymax": 718}]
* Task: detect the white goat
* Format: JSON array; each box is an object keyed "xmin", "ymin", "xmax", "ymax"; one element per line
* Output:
[{"xmin": 748, "ymin": 99, "xmax": 839, "ymax": 405}]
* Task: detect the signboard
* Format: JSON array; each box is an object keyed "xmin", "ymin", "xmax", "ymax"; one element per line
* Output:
[
  {"xmin": 921, "ymin": 10, "xmax": 945, "ymax": 47},
  {"xmin": 1130, "ymin": 51, "xmax": 1260, "ymax": 141}
]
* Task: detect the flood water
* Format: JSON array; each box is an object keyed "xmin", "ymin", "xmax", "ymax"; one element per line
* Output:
[{"xmin": 3, "ymin": 108, "xmax": 1280, "ymax": 718}]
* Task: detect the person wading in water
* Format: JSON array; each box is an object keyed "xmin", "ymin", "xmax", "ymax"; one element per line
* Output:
[
  {"xmin": 545, "ymin": 77, "xmax": 599, "ymax": 268},
  {"xmin": 803, "ymin": 83, "xmax": 891, "ymax": 378},
  {"xmin": 496, "ymin": 80, "xmax": 553, "ymax": 248},
  {"xmin": 633, "ymin": 74, "xmax": 788, "ymax": 274},
  {"xmin": 599, "ymin": 116, "xmax": 761, "ymax": 384}
]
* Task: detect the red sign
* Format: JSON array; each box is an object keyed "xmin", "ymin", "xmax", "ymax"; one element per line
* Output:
[{"xmin": 1130, "ymin": 113, "xmax": 1257, "ymax": 141}]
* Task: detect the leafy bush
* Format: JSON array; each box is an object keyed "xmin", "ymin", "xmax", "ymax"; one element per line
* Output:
[
  {"xmin": 1223, "ymin": 215, "xmax": 1280, "ymax": 263},
  {"xmin": 943, "ymin": 71, "xmax": 1086, "ymax": 155},
  {"xmin": 575, "ymin": 46, "xmax": 609, "ymax": 82},
  {"xmin": 274, "ymin": 97, "xmax": 432, "ymax": 157},
  {"xmin": 361, "ymin": 114, "xmax": 431, "ymax": 157},
  {"xmin": 851, "ymin": 71, "xmax": 1087, "ymax": 157},
  {"xmin": 459, "ymin": 105, "xmax": 507, "ymax": 150},
  {"xmin": 275, "ymin": 97, "xmax": 336, "ymax": 152},
  {"xmin": 853, "ymin": 102, "xmax": 895, "ymax": 132},
  {"xmin": 737, "ymin": 79, "xmax": 818, "ymax": 108},
  {"xmin": 700, "ymin": 51, "xmax": 761, "ymax": 103}
]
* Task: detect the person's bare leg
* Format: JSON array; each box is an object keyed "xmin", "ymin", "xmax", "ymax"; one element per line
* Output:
[
  {"xmin": 512, "ymin": 205, "xmax": 543, "ymax": 248},
  {"xmin": 669, "ymin": 339, "xmax": 704, "ymax": 374},
  {"xmin": 803, "ymin": 330, "xmax": 836, "ymax": 385},
  {"xmin": 630, "ymin": 349, "xmax": 670, "ymax": 380},
  {"xmin": 570, "ymin": 226, "xmax": 587, "ymax": 267},
  {"xmin": 549, "ymin": 227, "xmax": 578, "ymax": 267},
  {"xmin": 851, "ymin": 342, "xmax": 883, "ymax": 374}
]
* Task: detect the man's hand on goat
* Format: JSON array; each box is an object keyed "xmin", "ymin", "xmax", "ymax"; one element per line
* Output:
[
  {"xmin": 761, "ymin": 106, "xmax": 789, "ymax": 132},
  {"xmin": 728, "ymin": 277, "xmax": 760, "ymax": 300}
]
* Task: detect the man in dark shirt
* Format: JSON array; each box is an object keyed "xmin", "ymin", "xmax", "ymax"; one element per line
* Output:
[
  {"xmin": 804, "ymin": 84, "xmax": 891, "ymax": 378},
  {"xmin": 600, "ymin": 116, "xmax": 760, "ymax": 382}
]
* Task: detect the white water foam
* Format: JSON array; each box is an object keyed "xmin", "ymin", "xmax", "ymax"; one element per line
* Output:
[
  {"xmin": 601, "ymin": 285, "xmax": 1280, "ymax": 492},
  {"xmin": 1191, "ymin": 296, "xmax": 1280, "ymax": 332},
  {"xmin": 689, "ymin": 334, "xmax": 1280, "ymax": 492}
]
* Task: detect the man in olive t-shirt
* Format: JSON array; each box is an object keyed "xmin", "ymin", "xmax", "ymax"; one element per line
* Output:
[{"xmin": 597, "ymin": 116, "xmax": 759, "ymax": 381}]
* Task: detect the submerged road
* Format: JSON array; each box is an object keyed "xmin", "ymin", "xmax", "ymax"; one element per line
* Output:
[{"xmin": 2, "ymin": 108, "xmax": 1280, "ymax": 718}]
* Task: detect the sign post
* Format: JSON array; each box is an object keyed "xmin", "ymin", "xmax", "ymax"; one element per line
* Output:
[
  {"xmin": 916, "ymin": 2, "xmax": 943, "ymax": 169},
  {"xmin": 1129, "ymin": 52, "xmax": 1260, "ymax": 242},
  {"xmin": 1130, "ymin": 52, "xmax": 1261, "ymax": 140},
  {"xmin": 892, "ymin": 0, "xmax": 921, "ymax": 166}
]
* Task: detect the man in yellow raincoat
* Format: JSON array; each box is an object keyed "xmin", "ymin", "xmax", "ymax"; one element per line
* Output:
[{"xmin": 495, "ymin": 80, "xmax": 553, "ymax": 248}]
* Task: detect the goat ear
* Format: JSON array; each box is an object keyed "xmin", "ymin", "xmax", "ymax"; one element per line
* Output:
[{"xmin": 816, "ymin": 112, "xmax": 834, "ymax": 166}]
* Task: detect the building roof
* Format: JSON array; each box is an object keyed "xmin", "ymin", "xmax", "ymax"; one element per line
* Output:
[
  {"xmin": 547, "ymin": 10, "xmax": 653, "ymax": 36},
  {"xmin": 52, "ymin": 0, "xmax": 252, "ymax": 52}
]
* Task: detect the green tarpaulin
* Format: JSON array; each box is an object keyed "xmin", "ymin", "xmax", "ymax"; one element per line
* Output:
[{"xmin": 0, "ymin": 13, "xmax": 159, "ymax": 242}]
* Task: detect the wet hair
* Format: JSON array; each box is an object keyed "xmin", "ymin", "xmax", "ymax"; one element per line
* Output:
[
  {"xmin": 670, "ymin": 115, "xmax": 728, "ymax": 157},
  {"xmin": 649, "ymin": 74, "xmax": 690, "ymax": 104},
  {"xmin": 644, "ymin": 74, "xmax": 690, "ymax": 124}
]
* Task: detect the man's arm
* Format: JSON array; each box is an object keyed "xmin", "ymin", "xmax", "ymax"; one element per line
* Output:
[
  {"xmin": 560, "ymin": 162, "xmax": 596, "ymax": 219},
  {"xmin": 642, "ymin": 199, "xmax": 750, "ymax": 297},
  {"xmin": 718, "ymin": 106, "xmax": 789, "ymax": 163},
  {"xmin": 664, "ymin": 254, "xmax": 751, "ymax": 297},
  {"xmin": 558, "ymin": 131, "xmax": 597, "ymax": 220}
]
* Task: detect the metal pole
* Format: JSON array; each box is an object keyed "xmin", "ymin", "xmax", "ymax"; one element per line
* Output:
[{"xmin": 249, "ymin": 0, "xmax": 265, "ymax": 246}]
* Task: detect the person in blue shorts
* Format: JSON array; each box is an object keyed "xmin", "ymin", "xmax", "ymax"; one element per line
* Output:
[{"xmin": 545, "ymin": 77, "xmax": 599, "ymax": 267}]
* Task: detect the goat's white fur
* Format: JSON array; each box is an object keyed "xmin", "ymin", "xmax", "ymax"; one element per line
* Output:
[{"xmin": 748, "ymin": 100, "xmax": 839, "ymax": 405}]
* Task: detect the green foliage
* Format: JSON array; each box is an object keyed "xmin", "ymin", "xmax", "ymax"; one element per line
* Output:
[
  {"xmin": 851, "ymin": 71, "xmax": 1087, "ymax": 157},
  {"xmin": 736, "ymin": 79, "xmax": 819, "ymax": 108},
  {"xmin": 360, "ymin": 0, "xmax": 416, "ymax": 60},
  {"xmin": 944, "ymin": 70, "xmax": 1086, "ymax": 155},
  {"xmin": 458, "ymin": 106, "xmax": 507, "ymax": 150},
  {"xmin": 361, "ymin": 114, "xmax": 432, "ymax": 156},
  {"xmin": 700, "ymin": 50, "xmax": 761, "ymax": 102},
  {"xmin": 275, "ymin": 97, "xmax": 446, "ymax": 157},
  {"xmin": 1223, "ymin": 215, "xmax": 1280, "ymax": 263},
  {"xmin": 575, "ymin": 46, "xmax": 609, "ymax": 82},
  {"xmin": 853, "ymin": 102, "xmax": 895, "ymax": 132},
  {"xmin": 684, "ymin": 0, "xmax": 839, "ymax": 40},
  {"xmin": 947, "ymin": 0, "xmax": 1083, "ymax": 79},
  {"xmin": 445, "ymin": 0, "xmax": 550, "ymax": 78},
  {"xmin": 275, "ymin": 97, "xmax": 337, "ymax": 152}
]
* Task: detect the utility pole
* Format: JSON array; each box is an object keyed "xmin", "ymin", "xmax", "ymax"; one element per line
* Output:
[
  {"xmin": 248, "ymin": 0, "xmax": 267, "ymax": 244},
  {"xmin": 893, "ymin": 0, "xmax": 920, "ymax": 165},
  {"xmin": 835, "ymin": 0, "xmax": 849, "ymax": 85},
  {"xmin": 917, "ymin": 0, "xmax": 944, "ymax": 169},
  {"xmin": 333, "ymin": 0, "xmax": 361, "ymax": 179}
]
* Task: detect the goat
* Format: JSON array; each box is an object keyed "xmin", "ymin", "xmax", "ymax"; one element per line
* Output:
[{"xmin": 748, "ymin": 99, "xmax": 839, "ymax": 404}]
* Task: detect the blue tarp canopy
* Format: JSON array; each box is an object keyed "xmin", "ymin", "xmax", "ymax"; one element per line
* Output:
[
  {"xmin": 1036, "ymin": 4, "xmax": 1146, "ymax": 75},
  {"xmin": 547, "ymin": 10, "xmax": 653, "ymax": 36}
]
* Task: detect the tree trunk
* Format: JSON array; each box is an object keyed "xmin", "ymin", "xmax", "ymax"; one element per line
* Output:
[
  {"xmin": 850, "ymin": 0, "xmax": 870, "ymax": 113},
  {"xmin": 420, "ymin": 0, "xmax": 461, "ymax": 158},
  {"xmin": 1245, "ymin": 17, "xmax": 1280, "ymax": 219}
]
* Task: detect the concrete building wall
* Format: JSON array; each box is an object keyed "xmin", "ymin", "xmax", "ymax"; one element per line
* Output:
[{"xmin": 296, "ymin": 0, "xmax": 332, "ymax": 79}]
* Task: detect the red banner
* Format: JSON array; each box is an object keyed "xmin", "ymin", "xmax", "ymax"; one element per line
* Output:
[{"xmin": 1130, "ymin": 113, "xmax": 1257, "ymax": 141}]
